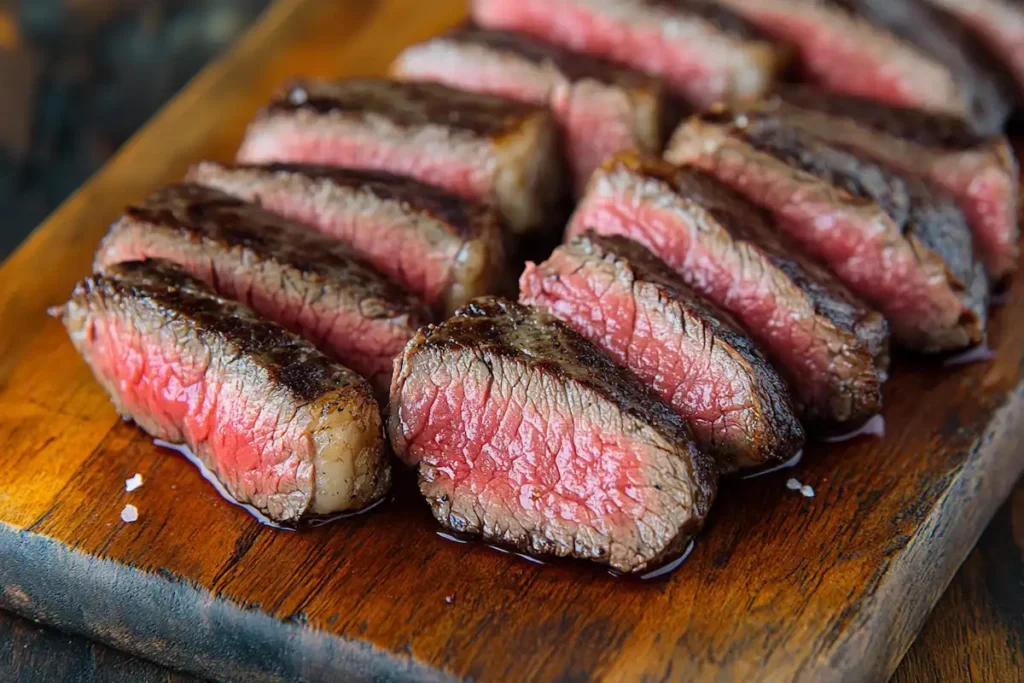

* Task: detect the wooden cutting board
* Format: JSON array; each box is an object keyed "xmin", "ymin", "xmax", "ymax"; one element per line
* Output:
[{"xmin": 2, "ymin": 1, "xmax": 1023, "ymax": 681}]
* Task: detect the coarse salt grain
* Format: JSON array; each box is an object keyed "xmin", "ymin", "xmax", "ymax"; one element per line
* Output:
[
  {"xmin": 800, "ymin": 485, "xmax": 815, "ymax": 498},
  {"xmin": 125, "ymin": 473, "xmax": 143, "ymax": 492},
  {"xmin": 786, "ymin": 478, "xmax": 802, "ymax": 491},
  {"xmin": 120, "ymin": 504, "xmax": 139, "ymax": 523}
]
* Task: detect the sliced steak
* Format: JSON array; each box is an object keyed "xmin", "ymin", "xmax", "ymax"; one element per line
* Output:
[
  {"xmin": 236, "ymin": 78, "xmax": 566, "ymax": 236},
  {"xmin": 94, "ymin": 183, "xmax": 431, "ymax": 395},
  {"xmin": 388, "ymin": 297, "xmax": 716, "ymax": 573},
  {"xmin": 922, "ymin": 0, "xmax": 1024, "ymax": 98},
  {"xmin": 667, "ymin": 115, "xmax": 988, "ymax": 352},
  {"xmin": 470, "ymin": 0, "xmax": 788, "ymax": 110},
  {"xmin": 520, "ymin": 232, "xmax": 804, "ymax": 473},
  {"xmin": 567, "ymin": 153, "xmax": 888, "ymax": 425},
  {"xmin": 709, "ymin": 0, "xmax": 1013, "ymax": 132},
  {"xmin": 57, "ymin": 259, "xmax": 390, "ymax": 523},
  {"xmin": 727, "ymin": 87, "xmax": 1020, "ymax": 282},
  {"xmin": 186, "ymin": 161, "xmax": 508, "ymax": 315},
  {"xmin": 391, "ymin": 25, "xmax": 664, "ymax": 193}
]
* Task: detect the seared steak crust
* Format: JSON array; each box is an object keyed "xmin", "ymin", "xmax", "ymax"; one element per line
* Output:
[
  {"xmin": 95, "ymin": 183, "xmax": 431, "ymax": 394},
  {"xmin": 391, "ymin": 25, "xmax": 664, "ymax": 192},
  {"xmin": 829, "ymin": 0, "xmax": 1013, "ymax": 134},
  {"xmin": 667, "ymin": 117, "xmax": 987, "ymax": 352},
  {"xmin": 710, "ymin": 87, "xmax": 1021, "ymax": 281},
  {"xmin": 729, "ymin": 119, "xmax": 988, "ymax": 346},
  {"xmin": 389, "ymin": 297, "xmax": 717, "ymax": 573},
  {"xmin": 239, "ymin": 78, "xmax": 566, "ymax": 236},
  {"xmin": 521, "ymin": 232, "xmax": 804, "ymax": 472},
  {"xmin": 470, "ymin": 0, "xmax": 789, "ymax": 109},
  {"xmin": 437, "ymin": 25, "xmax": 661, "ymax": 87},
  {"xmin": 59, "ymin": 260, "xmax": 390, "ymax": 523},
  {"xmin": 186, "ymin": 162, "xmax": 508, "ymax": 314},
  {"xmin": 266, "ymin": 78, "xmax": 542, "ymax": 136},
  {"xmin": 568, "ymin": 153, "xmax": 887, "ymax": 424}
]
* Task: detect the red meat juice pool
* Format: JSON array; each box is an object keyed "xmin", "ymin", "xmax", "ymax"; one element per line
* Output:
[{"xmin": 154, "ymin": 439, "xmax": 387, "ymax": 528}]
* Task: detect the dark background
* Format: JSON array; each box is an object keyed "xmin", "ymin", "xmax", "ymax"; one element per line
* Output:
[{"xmin": 0, "ymin": 0, "xmax": 270, "ymax": 260}]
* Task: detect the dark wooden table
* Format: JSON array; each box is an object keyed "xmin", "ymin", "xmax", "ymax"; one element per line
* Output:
[{"xmin": 2, "ymin": 474, "xmax": 1021, "ymax": 682}]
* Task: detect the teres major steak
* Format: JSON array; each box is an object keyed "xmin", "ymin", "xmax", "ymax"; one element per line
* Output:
[
  {"xmin": 707, "ymin": 0, "xmax": 1013, "ymax": 133},
  {"xmin": 57, "ymin": 259, "xmax": 390, "ymax": 524},
  {"xmin": 388, "ymin": 297, "xmax": 717, "ymax": 574},
  {"xmin": 567, "ymin": 153, "xmax": 888, "ymax": 426},
  {"xmin": 187, "ymin": 162, "xmax": 509, "ymax": 315},
  {"xmin": 724, "ymin": 86, "xmax": 1020, "ymax": 283},
  {"xmin": 94, "ymin": 183, "xmax": 431, "ymax": 395},
  {"xmin": 667, "ymin": 113, "xmax": 988, "ymax": 353},
  {"xmin": 469, "ymin": 0, "xmax": 788, "ymax": 110},
  {"xmin": 236, "ymin": 78, "xmax": 566, "ymax": 237},
  {"xmin": 391, "ymin": 25, "xmax": 664, "ymax": 193},
  {"xmin": 520, "ymin": 232, "xmax": 805, "ymax": 473}
]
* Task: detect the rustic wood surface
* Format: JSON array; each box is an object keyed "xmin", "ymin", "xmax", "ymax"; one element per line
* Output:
[
  {"xmin": 892, "ymin": 477, "xmax": 1024, "ymax": 683},
  {"xmin": 1, "ymin": 0, "xmax": 1024, "ymax": 681}
]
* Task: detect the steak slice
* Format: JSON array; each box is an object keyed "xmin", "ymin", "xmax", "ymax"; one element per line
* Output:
[
  {"xmin": 567, "ymin": 153, "xmax": 888, "ymax": 425},
  {"xmin": 728, "ymin": 87, "xmax": 1020, "ymax": 283},
  {"xmin": 186, "ymin": 161, "xmax": 508, "ymax": 315},
  {"xmin": 709, "ymin": 0, "xmax": 1012, "ymax": 133},
  {"xmin": 921, "ymin": 0, "xmax": 1024, "ymax": 98},
  {"xmin": 57, "ymin": 259, "xmax": 390, "ymax": 523},
  {"xmin": 470, "ymin": 0, "xmax": 788, "ymax": 110},
  {"xmin": 390, "ymin": 25, "xmax": 664, "ymax": 193},
  {"xmin": 94, "ymin": 183, "xmax": 431, "ymax": 395},
  {"xmin": 388, "ymin": 297, "xmax": 716, "ymax": 573},
  {"xmin": 236, "ymin": 78, "xmax": 566, "ymax": 236},
  {"xmin": 520, "ymin": 232, "xmax": 804, "ymax": 473},
  {"xmin": 667, "ymin": 114, "xmax": 988, "ymax": 352}
]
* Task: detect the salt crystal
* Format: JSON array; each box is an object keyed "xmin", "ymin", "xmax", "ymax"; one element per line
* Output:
[
  {"xmin": 120, "ymin": 504, "xmax": 139, "ymax": 523},
  {"xmin": 800, "ymin": 485, "xmax": 815, "ymax": 498},
  {"xmin": 125, "ymin": 473, "xmax": 143, "ymax": 492},
  {"xmin": 445, "ymin": 594, "xmax": 455, "ymax": 605},
  {"xmin": 786, "ymin": 478, "xmax": 802, "ymax": 491}
]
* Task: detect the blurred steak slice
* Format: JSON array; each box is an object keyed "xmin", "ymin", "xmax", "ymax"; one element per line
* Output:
[
  {"xmin": 729, "ymin": 87, "xmax": 1020, "ymax": 282},
  {"xmin": 388, "ymin": 297, "xmax": 716, "ymax": 573},
  {"xmin": 922, "ymin": 0, "xmax": 1024, "ymax": 98},
  {"xmin": 187, "ymin": 162, "xmax": 508, "ymax": 315},
  {"xmin": 667, "ymin": 114, "xmax": 988, "ymax": 352},
  {"xmin": 236, "ymin": 78, "xmax": 566, "ymax": 236},
  {"xmin": 391, "ymin": 25, "xmax": 664, "ymax": 192},
  {"xmin": 94, "ymin": 183, "xmax": 431, "ymax": 395},
  {"xmin": 57, "ymin": 260, "xmax": 390, "ymax": 523},
  {"xmin": 470, "ymin": 0, "xmax": 788, "ymax": 110},
  {"xmin": 520, "ymin": 232, "xmax": 804, "ymax": 473},
  {"xmin": 709, "ymin": 0, "xmax": 1012, "ymax": 132},
  {"xmin": 567, "ymin": 153, "xmax": 888, "ymax": 425}
]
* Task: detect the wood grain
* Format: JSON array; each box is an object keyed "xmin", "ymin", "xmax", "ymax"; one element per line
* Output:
[
  {"xmin": 1, "ymin": 0, "xmax": 1023, "ymax": 681},
  {"xmin": 893, "ymin": 477, "xmax": 1024, "ymax": 682}
]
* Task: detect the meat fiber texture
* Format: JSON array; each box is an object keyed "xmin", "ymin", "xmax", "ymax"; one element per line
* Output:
[
  {"xmin": 667, "ymin": 114, "xmax": 989, "ymax": 353},
  {"xmin": 922, "ymin": 0, "xmax": 1024, "ymax": 99},
  {"xmin": 235, "ymin": 78, "xmax": 567, "ymax": 238},
  {"xmin": 470, "ymin": 0, "xmax": 789, "ymax": 110},
  {"xmin": 520, "ymin": 232, "xmax": 804, "ymax": 473},
  {"xmin": 709, "ymin": 0, "xmax": 1013, "ymax": 134},
  {"xmin": 567, "ymin": 152, "xmax": 888, "ymax": 426},
  {"xmin": 94, "ymin": 183, "xmax": 431, "ymax": 396},
  {"xmin": 388, "ymin": 297, "xmax": 717, "ymax": 573},
  {"xmin": 725, "ymin": 87, "xmax": 1020, "ymax": 283},
  {"xmin": 390, "ymin": 25, "xmax": 664, "ymax": 194},
  {"xmin": 57, "ymin": 260, "xmax": 390, "ymax": 523},
  {"xmin": 186, "ymin": 162, "xmax": 509, "ymax": 316}
]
